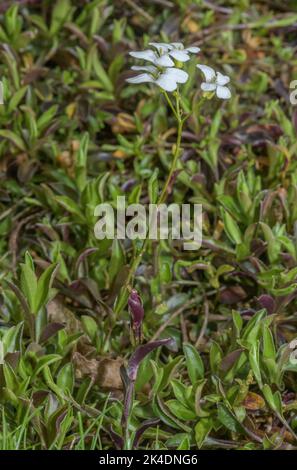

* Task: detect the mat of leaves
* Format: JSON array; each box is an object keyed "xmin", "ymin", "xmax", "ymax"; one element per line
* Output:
[{"xmin": 1, "ymin": 0, "xmax": 297, "ymax": 450}]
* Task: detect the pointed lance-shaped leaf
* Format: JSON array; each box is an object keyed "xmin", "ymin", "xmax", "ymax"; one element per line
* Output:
[{"xmin": 127, "ymin": 338, "xmax": 174, "ymax": 381}]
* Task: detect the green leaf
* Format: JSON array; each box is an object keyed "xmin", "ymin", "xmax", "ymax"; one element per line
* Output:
[
  {"xmin": 158, "ymin": 356, "xmax": 183, "ymax": 392},
  {"xmin": 20, "ymin": 263, "xmax": 38, "ymax": 313},
  {"xmin": 90, "ymin": 45, "xmax": 113, "ymax": 92},
  {"xmin": 50, "ymin": 0, "xmax": 72, "ymax": 35},
  {"xmin": 262, "ymin": 323, "xmax": 276, "ymax": 360},
  {"xmin": 195, "ymin": 418, "xmax": 213, "ymax": 448},
  {"xmin": 262, "ymin": 384, "xmax": 282, "ymax": 415},
  {"xmin": 75, "ymin": 132, "xmax": 89, "ymax": 192},
  {"xmin": 249, "ymin": 341, "xmax": 263, "ymax": 389},
  {"xmin": 209, "ymin": 341, "xmax": 223, "ymax": 373},
  {"xmin": 232, "ymin": 310, "xmax": 243, "ymax": 338},
  {"xmin": 217, "ymin": 403, "xmax": 242, "ymax": 433},
  {"xmin": 0, "ymin": 130, "xmax": 26, "ymax": 151},
  {"xmin": 166, "ymin": 399, "xmax": 196, "ymax": 421},
  {"xmin": 8, "ymin": 86, "xmax": 28, "ymax": 112},
  {"xmin": 37, "ymin": 105, "xmax": 58, "ymax": 132},
  {"xmin": 242, "ymin": 309, "xmax": 266, "ymax": 345},
  {"xmin": 33, "ymin": 355, "xmax": 62, "ymax": 378},
  {"xmin": 177, "ymin": 435, "xmax": 190, "ymax": 450},
  {"xmin": 148, "ymin": 168, "xmax": 159, "ymax": 204},
  {"xmin": 221, "ymin": 209, "xmax": 242, "ymax": 245},
  {"xmin": 171, "ymin": 379, "xmax": 191, "ymax": 408},
  {"xmin": 153, "ymin": 395, "xmax": 191, "ymax": 432},
  {"xmin": 81, "ymin": 315, "xmax": 97, "ymax": 343},
  {"xmin": 2, "ymin": 322, "xmax": 24, "ymax": 354},
  {"xmin": 57, "ymin": 363, "xmax": 74, "ymax": 394},
  {"xmin": 35, "ymin": 263, "xmax": 59, "ymax": 313},
  {"xmin": 109, "ymin": 239, "xmax": 125, "ymax": 284},
  {"xmin": 3, "ymin": 363, "xmax": 18, "ymax": 392},
  {"xmin": 54, "ymin": 196, "xmax": 86, "ymax": 222},
  {"xmin": 183, "ymin": 343, "xmax": 204, "ymax": 384},
  {"xmin": 260, "ymin": 222, "xmax": 281, "ymax": 263}
]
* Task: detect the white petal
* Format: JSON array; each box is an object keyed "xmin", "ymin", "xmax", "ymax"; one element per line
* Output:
[
  {"xmin": 196, "ymin": 64, "xmax": 216, "ymax": 82},
  {"xmin": 129, "ymin": 50, "xmax": 157, "ymax": 63},
  {"xmin": 201, "ymin": 82, "xmax": 216, "ymax": 92},
  {"xmin": 169, "ymin": 50, "xmax": 190, "ymax": 62},
  {"xmin": 216, "ymin": 72, "xmax": 230, "ymax": 86},
  {"xmin": 155, "ymin": 71, "xmax": 178, "ymax": 92},
  {"xmin": 170, "ymin": 42, "xmax": 184, "ymax": 50},
  {"xmin": 155, "ymin": 54, "xmax": 174, "ymax": 67},
  {"xmin": 149, "ymin": 42, "xmax": 172, "ymax": 52},
  {"xmin": 216, "ymin": 85, "xmax": 231, "ymax": 99},
  {"xmin": 126, "ymin": 73, "xmax": 154, "ymax": 84},
  {"xmin": 131, "ymin": 65, "xmax": 157, "ymax": 73},
  {"xmin": 166, "ymin": 67, "xmax": 189, "ymax": 83},
  {"xmin": 185, "ymin": 46, "xmax": 200, "ymax": 53}
]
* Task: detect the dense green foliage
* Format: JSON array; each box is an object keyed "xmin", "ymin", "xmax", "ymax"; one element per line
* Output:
[{"xmin": 1, "ymin": 0, "xmax": 297, "ymax": 450}]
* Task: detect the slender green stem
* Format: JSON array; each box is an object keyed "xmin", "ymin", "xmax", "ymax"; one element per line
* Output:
[
  {"xmin": 162, "ymin": 91, "xmax": 178, "ymax": 120},
  {"xmin": 158, "ymin": 115, "xmax": 183, "ymax": 202},
  {"xmin": 114, "ymin": 92, "xmax": 184, "ymax": 316}
]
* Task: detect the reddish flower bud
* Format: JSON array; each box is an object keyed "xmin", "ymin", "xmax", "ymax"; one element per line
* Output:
[{"xmin": 128, "ymin": 289, "xmax": 144, "ymax": 345}]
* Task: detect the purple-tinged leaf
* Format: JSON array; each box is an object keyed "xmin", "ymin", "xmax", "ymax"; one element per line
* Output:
[
  {"xmin": 240, "ymin": 309, "xmax": 256, "ymax": 319},
  {"xmin": 75, "ymin": 248, "xmax": 98, "ymax": 276},
  {"xmin": 121, "ymin": 179, "xmax": 137, "ymax": 192},
  {"xmin": 5, "ymin": 352, "xmax": 20, "ymax": 370},
  {"xmin": 109, "ymin": 426, "xmax": 124, "ymax": 450},
  {"xmin": 36, "ymin": 262, "xmax": 60, "ymax": 313},
  {"xmin": 121, "ymin": 380, "xmax": 134, "ymax": 429},
  {"xmin": 39, "ymin": 322, "xmax": 65, "ymax": 343},
  {"xmin": 132, "ymin": 418, "xmax": 160, "ymax": 449},
  {"xmin": 32, "ymin": 390, "xmax": 49, "ymax": 406},
  {"xmin": 5, "ymin": 280, "xmax": 35, "ymax": 337},
  {"xmin": 257, "ymin": 294, "xmax": 275, "ymax": 315},
  {"xmin": 220, "ymin": 349, "xmax": 244, "ymax": 372},
  {"xmin": 55, "ymin": 410, "xmax": 68, "ymax": 432},
  {"xmin": 293, "ymin": 109, "xmax": 297, "ymax": 136},
  {"xmin": 5, "ymin": 280, "xmax": 31, "ymax": 317},
  {"xmin": 219, "ymin": 286, "xmax": 247, "ymax": 304},
  {"xmin": 120, "ymin": 365, "xmax": 130, "ymax": 392},
  {"xmin": 127, "ymin": 338, "xmax": 174, "ymax": 381}
]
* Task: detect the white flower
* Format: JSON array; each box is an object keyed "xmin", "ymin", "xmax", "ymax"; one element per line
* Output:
[
  {"xmin": 149, "ymin": 42, "xmax": 200, "ymax": 63},
  {"xmin": 129, "ymin": 42, "xmax": 200, "ymax": 68},
  {"xmin": 126, "ymin": 65, "xmax": 188, "ymax": 92},
  {"xmin": 129, "ymin": 49, "xmax": 174, "ymax": 67},
  {"xmin": 196, "ymin": 64, "xmax": 231, "ymax": 99}
]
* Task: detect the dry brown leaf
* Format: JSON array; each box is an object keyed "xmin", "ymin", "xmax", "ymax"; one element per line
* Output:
[
  {"xmin": 111, "ymin": 113, "xmax": 136, "ymax": 134},
  {"xmin": 113, "ymin": 149, "xmax": 129, "ymax": 159},
  {"xmin": 97, "ymin": 358, "xmax": 124, "ymax": 390},
  {"xmin": 73, "ymin": 352, "xmax": 123, "ymax": 390},
  {"xmin": 182, "ymin": 16, "xmax": 199, "ymax": 33},
  {"xmin": 73, "ymin": 352, "xmax": 99, "ymax": 381},
  {"xmin": 47, "ymin": 298, "xmax": 81, "ymax": 333},
  {"xmin": 242, "ymin": 30, "xmax": 262, "ymax": 50},
  {"xmin": 213, "ymin": 220, "xmax": 224, "ymax": 240},
  {"xmin": 243, "ymin": 392, "xmax": 265, "ymax": 410},
  {"xmin": 66, "ymin": 103, "xmax": 76, "ymax": 119},
  {"xmin": 219, "ymin": 285, "xmax": 247, "ymax": 304}
]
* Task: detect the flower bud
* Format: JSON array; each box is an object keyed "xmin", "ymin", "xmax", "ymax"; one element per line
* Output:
[{"xmin": 128, "ymin": 289, "xmax": 144, "ymax": 345}]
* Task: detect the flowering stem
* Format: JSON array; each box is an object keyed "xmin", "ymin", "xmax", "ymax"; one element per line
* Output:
[
  {"xmin": 162, "ymin": 91, "xmax": 178, "ymax": 120},
  {"xmin": 159, "ymin": 93, "xmax": 183, "ymax": 203},
  {"xmin": 122, "ymin": 380, "xmax": 134, "ymax": 450},
  {"xmin": 114, "ymin": 92, "xmax": 184, "ymax": 317}
]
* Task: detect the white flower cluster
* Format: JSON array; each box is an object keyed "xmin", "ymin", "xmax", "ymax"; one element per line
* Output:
[{"xmin": 127, "ymin": 41, "xmax": 231, "ymax": 99}]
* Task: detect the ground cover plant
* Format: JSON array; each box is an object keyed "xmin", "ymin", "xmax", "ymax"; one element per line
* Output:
[{"xmin": 1, "ymin": 0, "xmax": 297, "ymax": 451}]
